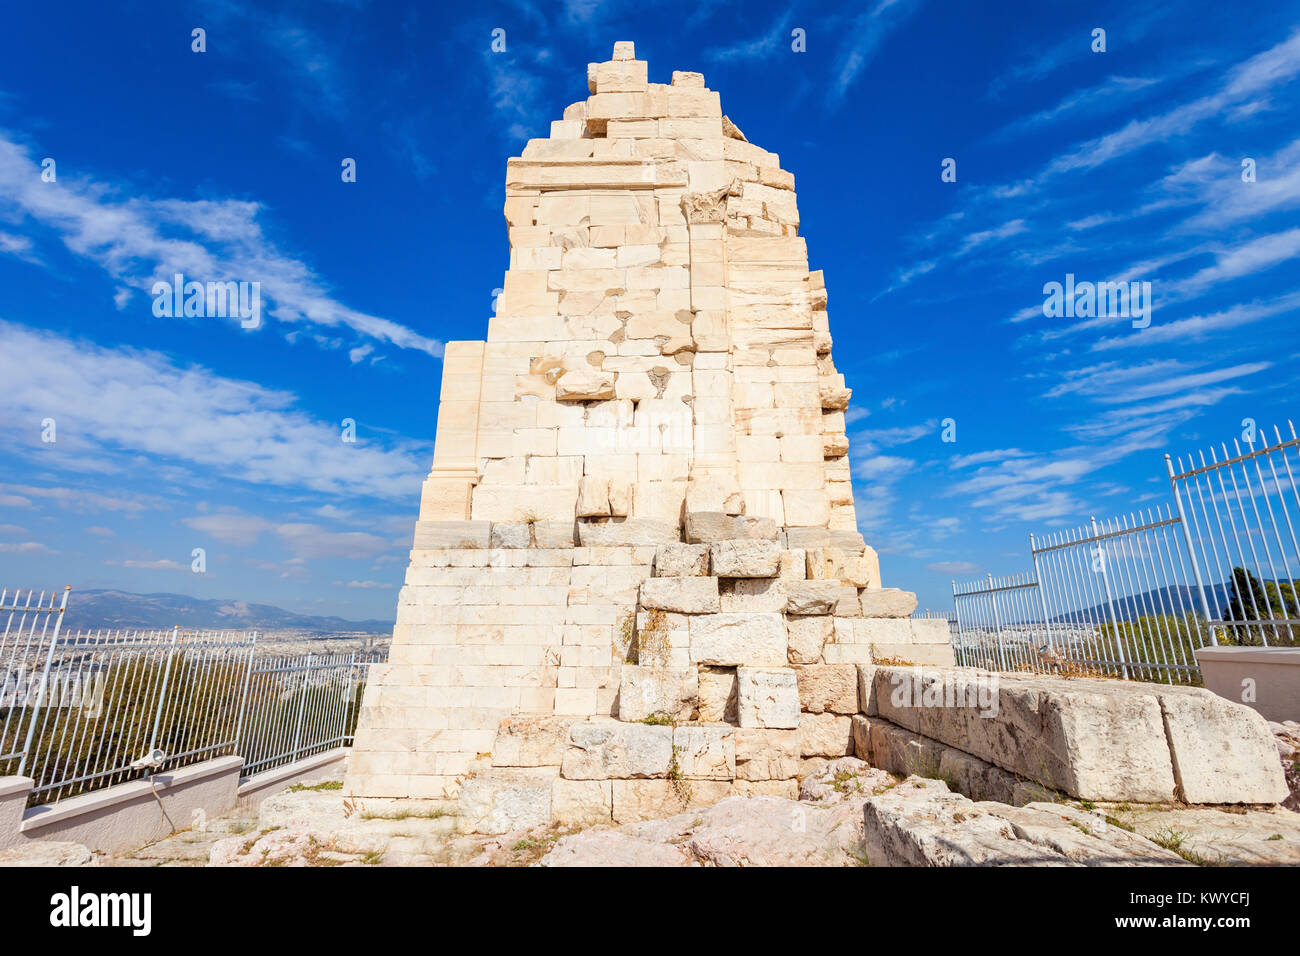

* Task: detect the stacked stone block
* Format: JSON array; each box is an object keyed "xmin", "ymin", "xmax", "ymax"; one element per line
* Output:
[{"xmin": 344, "ymin": 43, "xmax": 955, "ymax": 820}]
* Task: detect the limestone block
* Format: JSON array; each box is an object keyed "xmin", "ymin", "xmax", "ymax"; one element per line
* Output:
[
  {"xmin": 698, "ymin": 666, "xmax": 738, "ymax": 722},
  {"xmin": 861, "ymin": 545, "xmax": 881, "ymax": 588},
  {"xmin": 799, "ymin": 713, "xmax": 854, "ymax": 757},
  {"xmin": 709, "ymin": 539, "xmax": 780, "ymax": 577},
  {"xmin": 793, "ymin": 664, "xmax": 859, "ymax": 715},
  {"xmin": 839, "ymin": 554, "xmax": 876, "ymax": 588},
  {"xmin": 609, "ymin": 779, "xmax": 732, "ymax": 824},
  {"xmin": 612, "ymin": 40, "xmax": 636, "ymax": 60},
  {"xmin": 654, "ymin": 543, "xmax": 709, "ymax": 576},
  {"xmin": 457, "ymin": 768, "xmax": 555, "ymax": 834},
  {"xmin": 778, "ymin": 549, "xmax": 807, "ymax": 580},
  {"xmin": 617, "ymin": 665, "xmax": 699, "ymax": 722},
  {"xmin": 785, "ymin": 581, "xmax": 841, "ymax": 615},
  {"xmin": 806, "ymin": 547, "xmax": 845, "ymax": 580},
  {"xmin": 851, "ymin": 714, "xmax": 871, "ymax": 759},
  {"xmin": 577, "ymin": 476, "xmax": 612, "ymax": 517},
  {"xmin": 910, "ymin": 618, "xmax": 952, "ymax": 644},
  {"xmin": 551, "ymin": 778, "xmax": 614, "ymax": 826},
  {"xmin": 736, "ymin": 667, "xmax": 801, "ymax": 728},
  {"xmin": 413, "ymin": 520, "xmax": 491, "ymax": 550},
  {"xmin": 720, "ymin": 578, "xmax": 787, "ymax": 613},
  {"xmin": 690, "ymin": 613, "xmax": 787, "ymax": 666},
  {"xmin": 1155, "ymin": 686, "xmax": 1289, "ymax": 804},
  {"xmin": 489, "ymin": 522, "xmax": 531, "ymax": 548},
  {"xmin": 578, "ymin": 518, "xmax": 681, "ymax": 547},
  {"xmin": 685, "ymin": 511, "xmax": 778, "ymax": 543},
  {"xmin": 533, "ymin": 521, "xmax": 577, "ymax": 548},
  {"xmin": 859, "ymin": 588, "xmax": 918, "ymax": 618},
  {"xmin": 685, "ymin": 476, "xmax": 746, "ymax": 515},
  {"xmin": 557, "ymin": 368, "xmax": 616, "ymax": 401},
  {"xmin": 594, "ymin": 59, "xmax": 648, "ymax": 93},
  {"xmin": 562, "ymin": 720, "xmax": 673, "ymax": 779},
  {"xmin": 674, "ymin": 724, "xmax": 736, "ymax": 779},
  {"xmin": 419, "ymin": 476, "xmax": 475, "ymax": 521},
  {"xmin": 608, "ymin": 480, "xmax": 632, "ymax": 517},
  {"xmin": 874, "ymin": 668, "xmax": 1177, "ymax": 802},
  {"xmin": 492, "ymin": 716, "xmax": 579, "ymax": 767},
  {"xmin": 734, "ymin": 728, "xmax": 801, "ymax": 780},
  {"xmin": 787, "ymin": 616, "xmax": 831, "ymax": 664},
  {"xmin": 639, "ymin": 576, "xmax": 719, "ymax": 614},
  {"xmin": 671, "ymin": 70, "xmax": 705, "ymax": 88},
  {"xmin": 857, "ymin": 664, "xmax": 880, "ymax": 716}
]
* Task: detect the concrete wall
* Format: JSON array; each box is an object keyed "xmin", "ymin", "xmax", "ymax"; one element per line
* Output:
[
  {"xmin": 0, "ymin": 748, "xmax": 350, "ymax": 856},
  {"xmin": 1196, "ymin": 646, "xmax": 1300, "ymax": 722}
]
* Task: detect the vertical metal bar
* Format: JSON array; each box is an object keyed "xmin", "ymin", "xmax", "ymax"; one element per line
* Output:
[
  {"xmin": 16, "ymin": 586, "xmax": 69, "ymax": 777},
  {"xmin": 1166, "ymin": 454, "xmax": 1219, "ymax": 646},
  {"xmin": 147, "ymin": 626, "xmax": 180, "ymax": 755},
  {"xmin": 290, "ymin": 653, "xmax": 312, "ymax": 761}
]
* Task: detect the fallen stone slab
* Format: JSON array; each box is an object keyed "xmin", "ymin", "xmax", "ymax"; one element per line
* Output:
[
  {"xmin": 860, "ymin": 776, "xmax": 1189, "ymax": 867},
  {"xmin": 541, "ymin": 794, "xmax": 872, "ymax": 867},
  {"xmin": 873, "ymin": 666, "xmax": 1288, "ymax": 804}
]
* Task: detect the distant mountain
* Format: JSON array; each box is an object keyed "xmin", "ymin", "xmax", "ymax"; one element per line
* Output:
[
  {"xmin": 1048, "ymin": 583, "xmax": 1230, "ymax": 624},
  {"xmin": 62, "ymin": 589, "xmax": 393, "ymax": 635}
]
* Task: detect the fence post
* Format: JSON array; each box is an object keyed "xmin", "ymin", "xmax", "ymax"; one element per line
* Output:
[
  {"xmin": 15, "ymin": 586, "xmax": 70, "ymax": 778},
  {"xmin": 1029, "ymin": 533, "xmax": 1055, "ymax": 654},
  {"xmin": 1090, "ymin": 517, "xmax": 1131, "ymax": 679},
  {"xmin": 342, "ymin": 653, "xmax": 357, "ymax": 745},
  {"xmin": 231, "ymin": 632, "xmax": 258, "ymax": 758},
  {"xmin": 147, "ymin": 625, "xmax": 181, "ymax": 756},
  {"xmin": 987, "ymin": 574, "xmax": 1008, "ymax": 672},
  {"xmin": 950, "ymin": 580, "xmax": 964, "ymax": 666},
  {"xmin": 290, "ymin": 653, "xmax": 312, "ymax": 761},
  {"xmin": 1165, "ymin": 454, "xmax": 1220, "ymax": 647}
]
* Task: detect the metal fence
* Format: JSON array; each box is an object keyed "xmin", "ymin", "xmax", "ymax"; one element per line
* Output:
[
  {"xmin": 1, "ymin": 588, "xmax": 70, "ymax": 767},
  {"xmin": 239, "ymin": 653, "xmax": 375, "ymax": 778},
  {"xmin": 1, "ymin": 594, "xmax": 383, "ymax": 806},
  {"xmin": 950, "ymin": 422, "xmax": 1300, "ymax": 683}
]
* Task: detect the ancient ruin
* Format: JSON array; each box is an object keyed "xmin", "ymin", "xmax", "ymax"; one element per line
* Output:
[
  {"xmin": 344, "ymin": 42, "xmax": 954, "ymax": 824},
  {"xmin": 342, "ymin": 44, "xmax": 1291, "ymax": 838}
]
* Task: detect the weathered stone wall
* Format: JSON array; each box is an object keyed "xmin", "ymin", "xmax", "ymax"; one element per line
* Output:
[{"xmin": 344, "ymin": 42, "xmax": 954, "ymax": 813}]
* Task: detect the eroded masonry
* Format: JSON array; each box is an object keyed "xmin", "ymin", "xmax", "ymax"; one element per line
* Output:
[{"xmin": 344, "ymin": 43, "xmax": 956, "ymax": 827}]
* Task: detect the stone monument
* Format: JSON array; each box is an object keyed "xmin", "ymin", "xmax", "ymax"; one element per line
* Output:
[{"xmin": 344, "ymin": 42, "xmax": 955, "ymax": 829}]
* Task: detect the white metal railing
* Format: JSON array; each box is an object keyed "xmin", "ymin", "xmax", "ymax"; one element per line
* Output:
[
  {"xmin": 1, "ymin": 587, "xmax": 70, "ymax": 768},
  {"xmin": 238, "ymin": 653, "xmax": 379, "ymax": 778},
  {"xmin": 949, "ymin": 421, "xmax": 1300, "ymax": 683},
  {"xmin": 1, "ymin": 593, "xmax": 384, "ymax": 806}
]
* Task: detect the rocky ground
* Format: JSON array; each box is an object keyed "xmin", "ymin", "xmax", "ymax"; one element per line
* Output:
[
  {"xmin": 1273, "ymin": 720, "xmax": 1300, "ymax": 811},
  {"xmin": 3, "ymin": 722, "xmax": 1297, "ymax": 868}
]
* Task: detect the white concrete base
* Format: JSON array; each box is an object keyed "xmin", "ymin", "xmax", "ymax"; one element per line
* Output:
[
  {"xmin": 0, "ymin": 776, "xmax": 34, "ymax": 850},
  {"xmin": 1196, "ymin": 645, "xmax": 1300, "ymax": 722},
  {"xmin": 15, "ymin": 755, "xmax": 244, "ymax": 855}
]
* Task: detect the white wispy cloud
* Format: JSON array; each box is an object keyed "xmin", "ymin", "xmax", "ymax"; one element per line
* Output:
[
  {"xmin": 0, "ymin": 320, "xmax": 430, "ymax": 501},
  {"xmin": 829, "ymin": 0, "xmax": 924, "ymax": 104},
  {"xmin": 0, "ymin": 132, "xmax": 442, "ymax": 356}
]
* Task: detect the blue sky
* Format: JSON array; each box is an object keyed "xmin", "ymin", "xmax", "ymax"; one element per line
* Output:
[{"xmin": 1, "ymin": 0, "xmax": 1298, "ymax": 620}]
